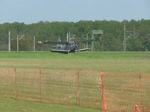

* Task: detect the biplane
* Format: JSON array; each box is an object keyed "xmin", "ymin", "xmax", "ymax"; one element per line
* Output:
[{"xmin": 38, "ymin": 35, "xmax": 94, "ymax": 54}]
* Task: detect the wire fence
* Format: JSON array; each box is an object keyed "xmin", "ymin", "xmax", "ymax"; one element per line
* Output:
[
  {"xmin": 101, "ymin": 72, "xmax": 150, "ymax": 112},
  {"xmin": 0, "ymin": 68, "xmax": 149, "ymax": 112}
]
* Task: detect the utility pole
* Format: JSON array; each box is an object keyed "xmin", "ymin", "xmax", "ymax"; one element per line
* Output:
[
  {"xmin": 17, "ymin": 34, "xmax": 24, "ymax": 52},
  {"xmin": 86, "ymin": 34, "xmax": 89, "ymax": 48},
  {"xmin": 123, "ymin": 20, "xmax": 135, "ymax": 51},
  {"xmin": 33, "ymin": 36, "xmax": 35, "ymax": 51},
  {"xmin": 123, "ymin": 21, "xmax": 126, "ymax": 51},
  {"xmin": 17, "ymin": 35, "xmax": 18, "ymax": 52},
  {"xmin": 8, "ymin": 31, "xmax": 11, "ymax": 52}
]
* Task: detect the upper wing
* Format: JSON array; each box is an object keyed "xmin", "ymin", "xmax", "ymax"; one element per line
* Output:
[{"xmin": 44, "ymin": 40, "xmax": 69, "ymax": 44}]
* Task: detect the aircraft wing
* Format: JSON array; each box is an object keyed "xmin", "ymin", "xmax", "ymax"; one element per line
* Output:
[
  {"xmin": 51, "ymin": 49, "xmax": 70, "ymax": 54},
  {"xmin": 78, "ymin": 48, "xmax": 90, "ymax": 52},
  {"xmin": 44, "ymin": 40, "xmax": 69, "ymax": 44}
]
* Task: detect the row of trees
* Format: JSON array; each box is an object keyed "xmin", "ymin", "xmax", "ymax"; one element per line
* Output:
[{"xmin": 0, "ymin": 19, "xmax": 150, "ymax": 51}]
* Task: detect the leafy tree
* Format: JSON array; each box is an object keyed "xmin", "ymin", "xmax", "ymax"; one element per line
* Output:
[{"xmin": 0, "ymin": 19, "xmax": 150, "ymax": 51}]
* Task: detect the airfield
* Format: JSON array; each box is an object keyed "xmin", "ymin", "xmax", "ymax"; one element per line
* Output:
[{"xmin": 0, "ymin": 51, "xmax": 150, "ymax": 112}]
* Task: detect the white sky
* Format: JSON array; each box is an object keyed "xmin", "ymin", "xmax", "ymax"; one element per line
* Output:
[{"xmin": 0, "ymin": 0, "xmax": 150, "ymax": 24}]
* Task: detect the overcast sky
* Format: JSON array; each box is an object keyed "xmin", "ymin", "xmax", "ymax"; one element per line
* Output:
[{"xmin": 0, "ymin": 0, "xmax": 150, "ymax": 24}]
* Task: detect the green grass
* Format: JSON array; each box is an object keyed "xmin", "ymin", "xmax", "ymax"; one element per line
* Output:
[
  {"xmin": 0, "ymin": 51, "xmax": 150, "ymax": 112},
  {"xmin": 0, "ymin": 98, "xmax": 100, "ymax": 112},
  {"xmin": 0, "ymin": 51, "xmax": 150, "ymax": 73},
  {"xmin": 0, "ymin": 51, "xmax": 150, "ymax": 60}
]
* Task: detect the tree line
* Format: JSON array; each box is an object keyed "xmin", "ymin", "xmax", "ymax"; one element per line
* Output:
[{"xmin": 0, "ymin": 19, "xmax": 150, "ymax": 51}]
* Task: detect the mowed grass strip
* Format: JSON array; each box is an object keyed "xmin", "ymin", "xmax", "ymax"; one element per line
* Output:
[
  {"xmin": 0, "ymin": 51, "xmax": 150, "ymax": 73},
  {"xmin": 0, "ymin": 51, "xmax": 150, "ymax": 60}
]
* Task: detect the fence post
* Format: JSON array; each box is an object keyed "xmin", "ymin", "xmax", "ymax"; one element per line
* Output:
[
  {"xmin": 135, "ymin": 105, "xmax": 141, "ymax": 112},
  {"xmin": 139, "ymin": 74, "xmax": 144, "ymax": 112},
  {"xmin": 39, "ymin": 69, "xmax": 42, "ymax": 102},
  {"xmin": 76, "ymin": 70, "xmax": 80, "ymax": 106},
  {"xmin": 99, "ymin": 72, "xmax": 107, "ymax": 112},
  {"xmin": 14, "ymin": 67, "xmax": 18, "ymax": 99}
]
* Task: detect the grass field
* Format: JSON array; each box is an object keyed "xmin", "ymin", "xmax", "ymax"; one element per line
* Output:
[
  {"xmin": 0, "ymin": 51, "xmax": 150, "ymax": 112},
  {"xmin": 0, "ymin": 51, "xmax": 150, "ymax": 72}
]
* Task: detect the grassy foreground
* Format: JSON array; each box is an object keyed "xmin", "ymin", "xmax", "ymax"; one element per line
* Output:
[
  {"xmin": 0, "ymin": 51, "xmax": 150, "ymax": 112},
  {"xmin": 0, "ymin": 98, "xmax": 100, "ymax": 112}
]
